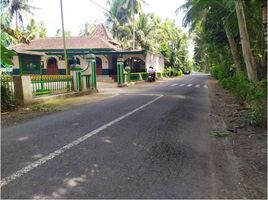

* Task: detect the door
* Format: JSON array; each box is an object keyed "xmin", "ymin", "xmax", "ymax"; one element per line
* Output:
[
  {"xmin": 47, "ymin": 57, "xmax": 58, "ymax": 75},
  {"xmin": 96, "ymin": 57, "xmax": 102, "ymax": 75}
]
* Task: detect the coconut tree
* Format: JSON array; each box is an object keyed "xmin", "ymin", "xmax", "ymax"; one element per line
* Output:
[
  {"xmin": 234, "ymin": 0, "xmax": 257, "ymax": 81},
  {"xmin": 8, "ymin": 0, "xmax": 37, "ymax": 30},
  {"xmin": 79, "ymin": 22, "xmax": 97, "ymax": 36},
  {"xmin": 178, "ymin": 0, "xmax": 242, "ymax": 73}
]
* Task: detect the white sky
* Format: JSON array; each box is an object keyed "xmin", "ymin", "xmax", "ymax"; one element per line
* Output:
[
  {"xmin": 29, "ymin": 0, "xmax": 186, "ymax": 36},
  {"xmin": 27, "ymin": 0, "xmax": 193, "ymax": 58}
]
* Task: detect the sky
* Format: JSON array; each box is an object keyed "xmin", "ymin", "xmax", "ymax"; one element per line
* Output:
[
  {"xmin": 27, "ymin": 0, "xmax": 193, "ymax": 57},
  {"xmin": 29, "ymin": 0, "xmax": 187, "ymax": 36}
]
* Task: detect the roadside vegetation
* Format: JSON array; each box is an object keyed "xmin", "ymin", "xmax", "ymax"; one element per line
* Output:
[{"xmin": 180, "ymin": 0, "xmax": 267, "ymax": 127}]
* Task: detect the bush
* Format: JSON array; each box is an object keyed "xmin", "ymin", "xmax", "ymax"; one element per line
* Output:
[
  {"xmin": 1, "ymin": 85, "xmax": 18, "ymax": 112},
  {"xmin": 220, "ymin": 72, "xmax": 250, "ymax": 105},
  {"xmin": 211, "ymin": 65, "xmax": 234, "ymax": 80},
  {"xmin": 219, "ymin": 72, "xmax": 267, "ymax": 127},
  {"xmin": 129, "ymin": 73, "xmax": 140, "ymax": 81},
  {"xmin": 156, "ymin": 72, "xmax": 162, "ymax": 78},
  {"xmin": 246, "ymin": 80, "xmax": 267, "ymax": 127},
  {"xmin": 140, "ymin": 72, "xmax": 148, "ymax": 80}
]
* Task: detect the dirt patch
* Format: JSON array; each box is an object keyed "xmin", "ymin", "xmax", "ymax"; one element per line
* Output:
[
  {"xmin": 208, "ymin": 78, "xmax": 267, "ymax": 199},
  {"xmin": 1, "ymin": 93, "xmax": 115, "ymax": 128}
]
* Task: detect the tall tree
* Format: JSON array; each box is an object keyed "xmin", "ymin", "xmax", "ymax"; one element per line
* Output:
[
  {"xmin": 79, "ymin": 22, "xmax": 97, "ymax": 36},
  {"xmin": 235, "ymin": 0, "xmax": 257, "ymax": 81},
  {"xmin": 178, "ymin": 0, "xmax": 242, "ymax": 73},
  {"xmin": 8, "ymin": 0, "xmax": 37, "ymax": 30},
  {"xmin": 56, "ymin": 29, "xmax": 71, "ymax": 37},
  {"xmin": 24, "ymin": 19, "xmax": 47, "ymax": 40}
]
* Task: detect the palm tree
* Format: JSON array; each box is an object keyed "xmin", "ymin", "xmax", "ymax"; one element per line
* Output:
[
  {"xmin": 8, "ymin": 0, "xmax": 37, "ymax": 30},
  {"xmin": 25, "ymin": 19, "xmax": 38, "ymax": 40},
  {"xmin": 234, "ymin": 0, "xmax": 257, "ymax": 81},
  {"xmin": 38, "ymin": 22, "xmax": 47, "ymax": 38},
  {"xmin": 105, "ymin": 0, "xmax": 146, "ymax": 49},
  {"xmin": 178, "ymin": 0, "xmax": 242, "ymax": 72},
  {"xmin": 79, "ymin": 22, "xmax": 97, "ymax": 36},
  {"xmin": 135, "ymin": 13, "xmax": 158, "ymax": 50}
]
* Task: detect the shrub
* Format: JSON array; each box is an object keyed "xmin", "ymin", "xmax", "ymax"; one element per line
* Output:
[
  {"xmin": 156, "ymin": 72, "xmax": 162, "ymax": 78},
  {"xmin": 211, "ymin": 65, "xmax": 234, "ymax": 80},
  {"xmin": 129, "ymin": 73, "xmax": 140, "ymax": 81},
  {"xmin": 220, "ymin": 72, "xmax": 250, "ymax": 105},
  {"xmin": 140, "ymin": 72, "xmax": 148, "ymax": 80},
  {"xmin": 1, "ymin": 85, "xmax": 18, "ymax": 112},
  {"xmin": 177, "ymin": 70, "xmax": 183, "ymax": 76}
]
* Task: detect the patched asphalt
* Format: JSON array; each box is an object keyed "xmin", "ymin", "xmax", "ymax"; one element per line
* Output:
[{"xmin": 1, "ymin": 73, "xmax": 241, "ymax": 198}]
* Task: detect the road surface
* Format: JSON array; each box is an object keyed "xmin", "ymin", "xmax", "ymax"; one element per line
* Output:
[{"xmin": 1, "ymin": 73, "xmax": 243, "ymax": 198}]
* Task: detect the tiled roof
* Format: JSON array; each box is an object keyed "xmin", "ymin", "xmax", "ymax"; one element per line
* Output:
[
  {"xmin": 90, "ymin": 23, "xmax": 120, "ymax": 46},
  {"xmin": 12, "ymin": 36, "xmax": 118, "ymax": 51}
]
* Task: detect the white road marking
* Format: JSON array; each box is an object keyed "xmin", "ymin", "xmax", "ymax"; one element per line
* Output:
[
  {"xmin": 1, "ymin": 95, "xmax": 163, "ymax": 187},
  {"xmin": 170, "ymin": 83, "xmax": 178, "ymax": 87},
  {"xmin": 204, "ymin": 85, "xmax": 208, "ymax": 88},
  {"xmin": 195, "ymin": 84, "xmax": 200, "ymax": 88},
  {"xmin": 187, "ymin": 84, "xmax": 192, "ymax": 87},
  {"xmin": 179, "ymin": 84, "xmax": 185, "ymax": 86},
  {"xmin": 122, "ymin": 93, "xmax": 162, "ymax": 96}
]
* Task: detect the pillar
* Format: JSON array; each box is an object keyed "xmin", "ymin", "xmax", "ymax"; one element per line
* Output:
[
  {"xmin": 13, "ymin": 75, "xmax": 33, "ymax": 105},
  {"xmin": 85, "ymin": 54, "xmax": 97, "ymax": 90},
  {"xmin": 117, "ymin": 57, "xmax": 124, "ymax": 86}
]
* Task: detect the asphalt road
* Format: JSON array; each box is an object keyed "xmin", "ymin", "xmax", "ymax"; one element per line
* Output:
[{"xmin": 1, "ymin": 73, "xmax": 240, "ymax": 198}]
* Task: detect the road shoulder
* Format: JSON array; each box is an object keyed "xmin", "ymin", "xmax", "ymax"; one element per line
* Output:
[{"xmin": 207, "ymin": 78, "xmax": 267, "ymax": 199}]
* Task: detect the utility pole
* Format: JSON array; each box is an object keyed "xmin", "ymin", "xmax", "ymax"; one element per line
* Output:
[
  {"xmin": 60, "ymin": 0, "xmax": 68, "ymax": 75},
  {"xmin": 132, "ymin": 0, "xmax": 135, "ymax": 50}
]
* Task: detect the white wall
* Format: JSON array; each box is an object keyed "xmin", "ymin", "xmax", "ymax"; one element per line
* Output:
[
  {"xmin": 145, "ymin": 52, "xmax": 164, "ymax": 72},
  {"xmin": 11, "ymin": 56, "xmax": 19, "ymax": 69},
  {"xmin": 96, "ymin": 55, "xmax": 109, "ymax": 69}
]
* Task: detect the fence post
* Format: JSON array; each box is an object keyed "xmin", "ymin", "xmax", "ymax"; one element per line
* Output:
[
  {"xmin": 13, "ymin": 75, "xmax": 33, "ymax": 105},
  {"xmin": 117, "ymin": 56, "xmax": 124, "ymax": 86},
  {"xmin": 70, "ymin": 67, "xmax": 82, "ymax": 91},
  {"xmin": 85, "ymin": 54, "xmax": 97, "ymax": 90}
]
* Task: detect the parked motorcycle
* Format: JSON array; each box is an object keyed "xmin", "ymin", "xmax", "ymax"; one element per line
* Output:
[{"xmin": 148, "ymin": 73, "xmax": 156, "ymax": 82}]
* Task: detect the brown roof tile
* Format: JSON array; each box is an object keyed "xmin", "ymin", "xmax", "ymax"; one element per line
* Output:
[
  {"xmin": 90, "ymin": 23, "xmax": 120, "ymax": 45},
  {"xmin": 12, "ymin": 36, "xmax": 118, "ymax": 51}
]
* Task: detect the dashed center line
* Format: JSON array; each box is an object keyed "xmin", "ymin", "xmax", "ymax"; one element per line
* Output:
[
  {"xmin": 179, "ymin": 84, "xmax": 185, "ymax": 86},
  {"xmin": 204, "ymin": 85, "xmax": 208, "ymax": 88},
  {"xmin": 187, "ymin": 84, "xmax": 192, "ymax": 87},
  {"xmin": 195, "ymin": 84, "xmax": 200, "ymax": 88},
  {"xmin": 170, "ymin": 83, "xmax": 178, "ymax": 87}
]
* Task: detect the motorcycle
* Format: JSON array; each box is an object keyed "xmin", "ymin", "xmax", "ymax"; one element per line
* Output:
[{"xmin": 148, "ymin": 73, "xmax": 156, "ymax": 82}]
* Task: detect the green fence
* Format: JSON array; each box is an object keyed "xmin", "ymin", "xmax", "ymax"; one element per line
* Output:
[
  {"xmin": 30, "ymin": 75, "xmax": 73, "ymax": 96},
  {"xmin": 1, "ymin": 75, "xmax": 14, "ymax": 95}
]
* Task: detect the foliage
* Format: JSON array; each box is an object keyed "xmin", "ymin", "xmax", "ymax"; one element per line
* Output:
[
  {"xmin": 4, "ymin": 0, "xmax": 37, "ymax": 30},
  {"xmin": 1, "ymin": 43, "xmax": 16, "ymax": 66},
  {"xmin": 213, "ymin": 69, "xmax": 267, "ymax": 127},
  {"xmin": 24, "ymin": 19, "xmax": 47, "ymax": 40},
  {"xmin": 79, "ymin": 21, "xmax": 97, "ymax": 36},
  {"xmin": 105, "ymin": 0, "xmax": 191, "ymax": 67},
  {"xmin": 1, "ymin": 85, "xmax": 17, "ymax": 112},
  {"xmin": 129, "ymin": 73, "xmax": 141, "ymax": 81},
  {"xmin": 220, "ymin": 72, "xmax": 251, "ymax": 104},
  {"xmin": 55, "ymin": 29, "xmax": 71, "ymax": 37},
  {"xmin": 164, "ymin": 67, "xmax": 183, "ymax": 77}
]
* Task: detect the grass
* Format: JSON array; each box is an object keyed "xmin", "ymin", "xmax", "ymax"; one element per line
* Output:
[{"xmin": 209, "ymin": 131, "xmax": 229, "ymax": 138}]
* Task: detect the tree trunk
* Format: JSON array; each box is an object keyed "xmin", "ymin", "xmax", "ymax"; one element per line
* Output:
[
  {"xmin": 261, "ymin": 0, "xmax": 267, "ymax": 78},
  {"xmin": 235, "ymin": 0, "xmax": 258, "ymax": 81},
  {"xmin": 204, "ymin": 53, "xmax": 209, "ymax": 73},
  {"xmin": 261, "ymin": 0, "xmax": 267, "ymax": 49},
  {"xmin": 223, "ymin": 20, "xmax": 242, "ymax": 72},
  {"xmin": 15, "ymin": 11, "xmax": 18, "ymax": 30}
]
